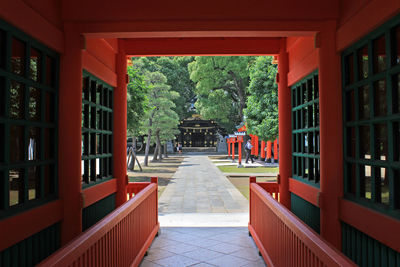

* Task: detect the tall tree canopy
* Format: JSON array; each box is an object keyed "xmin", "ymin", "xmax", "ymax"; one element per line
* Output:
[
  {"xmin": 188, "ymin": 56, "xmax": 254, "ymax": 132},
  {"xmin": 130, "ymin": 56, "xmax": 195, "ymax": 120},
  {"xmin": 127, "ymin": 65, "xmax": 149, "ymax": 137},
  {"xmin": 156, "ymin": 57, "xmax": 196, "ymax": 119},
  {"xmin": 244, "ymin": 56, "xmax": 278, "ymax": 141},
  {"xmin": 129, "ymin": 58, "xmax": 180, "ymax": 165}
]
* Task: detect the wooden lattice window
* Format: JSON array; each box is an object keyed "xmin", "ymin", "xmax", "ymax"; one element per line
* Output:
[
  {"xmin": 81, "ymin": 71, "xmax": 113, "ymax": 187},
  {"xmin": 291, "ymin": 70, "xmax": 320, "ymax": 187},
  {"xmin": 343, "ymin": 14, "xmax": 400, "ymax": 218},
  {"xmin": 0, "ymin": 20, "xmax": 59, "ymax": 218}
]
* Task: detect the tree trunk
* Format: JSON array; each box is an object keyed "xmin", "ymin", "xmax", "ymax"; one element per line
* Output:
[
  {"xmin": 152, "ymin": 142, "xmax": 159, "ymax": 161},
  {"xmin": 152, "ymin": 129, "xmax": 162, "ymax": 162},
  {"xmin": 128, "ymin": 136, "xmax": 135, "ymax": 170},
  {"xmin": 144, "ymin": 129, "xmax": 152, "ymax": 166},
  {"xmin": 164, "ymin": 143, "xmax": 168, "ymax": 158},
  {"xmin": 159, "ymin": 143, "xmax": 163, "ymax": 160},
  {"xmin": 132, "ymin": 136, "xmax": 137, "ymax": 169},
  {"xmin": 144, "ymin": 111, "xmax": 156, "ymax": 166},
  {"xmin": 155, "ymin": 130, "xmax": 162, "ymax": 160}
]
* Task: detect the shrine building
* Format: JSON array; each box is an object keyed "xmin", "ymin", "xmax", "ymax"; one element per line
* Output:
[{"xmin": 178, "ymin": 115, "xmax": 220, "ymax": 148}]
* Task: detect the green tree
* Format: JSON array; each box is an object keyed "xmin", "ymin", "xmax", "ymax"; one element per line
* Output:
[
  {"xmin": 127, "ymin": 65, "xmax": 149, "ymax": 137},
  {"xmin": 131, "ymin": 56, "xmax": 196, "ymax": 120},
  {"xmin": 140, "ymin": 71, "xmax": 180, "ymax": 166},
  {"xmin": 188, "ymin": 56, "xmax": 255, "ymax": 132},
  {"xmin": 155, "ymin": 57, "xmax": 196, "ymax": 119},
  {"xmin": 151, "ymin": 100, "xmax": 180, "ymax": 160},
  {"xmin": 244, "ymin": 56, "xmax": 278, "ymax": 141}
]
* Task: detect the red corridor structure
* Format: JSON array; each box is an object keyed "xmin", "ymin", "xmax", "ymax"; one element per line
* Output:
[{"xmin": 1, "ymin": 0, "xmax": 400, "ymax": 266}]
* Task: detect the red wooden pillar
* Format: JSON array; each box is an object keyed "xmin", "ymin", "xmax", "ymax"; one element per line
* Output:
[
  {"xmin": 251, "ymin": 135, "xmax": 255, "ymax": 155},
  {"xmin": 278, "ymin": 38, "xmax": 291, "ymax": 209},
  {"xmin": 231, "ymin": 138, "xmax": 235, "ymax": 161},
  {"xmin": 254, "ymin": 136, "xmax": 259, "ymax": 157},
  {"xmin": 266, "ymin": 141, "xmax": 272, "ymax": 160},
  {"xmin": 114, "ymin": 40, "xmax": 128, "ymax": 207},
  {"xmin": 59, "ymin": 23, "xmax": 83, "ymax": 244},
  {"xmin": 318, "ymin": 21, "xmax": 342, "ymax": 249},
  {"xmin": 274, "ymin": 139, "xmax": 278, "ymax": 161},
  {"xmin": 228, "ymin": 139, "xmax": 231, "ymax": 156},
  {"xmin": 261, "ymin": 140, "xmax": 266, "ymax": 159}
]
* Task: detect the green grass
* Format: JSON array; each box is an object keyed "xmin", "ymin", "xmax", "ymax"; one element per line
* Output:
[
  {"xmin": 217, "ymin": 165, "xmax": 278, "ymax": 173},
  {"xmin": 228, "ymin": 177, "xmax": 276, "ymax": 199}
]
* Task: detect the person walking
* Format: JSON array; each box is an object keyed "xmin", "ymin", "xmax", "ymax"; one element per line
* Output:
[
  {"xmin": 177, "ymin": 143, "xmax": 182, "ymax": 154},
  {"xmin": 245, "ymin": 139, "xmax": 254, "ymax": 163}
]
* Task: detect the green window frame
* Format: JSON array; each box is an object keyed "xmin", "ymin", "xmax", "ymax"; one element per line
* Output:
[
  {"xmin": 291, "ymin": 70, "xmax": 320, "ymax": 187},
  {"xmin": 0, "ymin": 20, "xmax": 59, "ymax": 219},
  {"xmin": 342, "ymin": 13, "xmax": 400, "ymax": 218},
  {"xmin": 81, "ymin": 71, "xmax": 113, "ymax": 188}
]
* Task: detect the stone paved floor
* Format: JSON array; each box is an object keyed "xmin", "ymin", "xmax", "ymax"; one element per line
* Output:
[
  {"xmin": 140, "ymin": 227, "xmax": 266, "ymax": 267},
  {"xmin": 158, "ymin": 154, "xmax": 248, "ymax": 214}
]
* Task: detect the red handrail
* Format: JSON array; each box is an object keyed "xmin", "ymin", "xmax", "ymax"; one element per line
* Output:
[
  {"xmin": 37, "ymin": 179, "xmax": 159, "ymax": 267},
  {"xmin": 249, "ymin": 179, "xmax": 356, "ymax": 267},
  {"xmin": 127, "ymin": 177, "xmax": 158, "ymax": 200}
]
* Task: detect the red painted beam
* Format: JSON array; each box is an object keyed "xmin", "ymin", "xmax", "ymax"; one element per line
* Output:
[
  {"xmin": 0, "ymin": 200, "xmax": 63, "ymax": 251},
  {"xmin": 278, "ymin": 38, "xmax": 291, "ymax": 208},
  {"xmin": 0, "ymin": 0, "xmax": 64, "ymax": 52},
  {"xmin": 337, "ymin": 0, "xmax": 400, "ymax": 51},
  {"xmin": 340, "ymin": 199, "xmax": 400, "ymax": 252},
  {"xmin": 82, "ymin": 51, "xmax": 117, "ymax": 87},
  {"xmin": 59, "ymin": 23, "xmax": 83, "ymax": 244},
  {"xmin": 319, "ymin": 21, "xmax": 342, "ymax": 249},
  {"xmin": 289, "ymin": 178, "xmax": 320, "ymax": 207},
  {"xmin": 62, "ymin": 0, "xmax": 338, "ymax": 23},
  {"xmin": 70, "ymin": 17, "xmax": 323, "ymax": 39},
  {"xmin": 114, "ymin": 39, "xmax": 128, "ymax": 207},
  {"xmin": 82, "ymin": 179, "xmax": 117, "ymax": 208},
  {"xmin": 124, "ymin": 38, "xmax": 281, "ymax": 56}
]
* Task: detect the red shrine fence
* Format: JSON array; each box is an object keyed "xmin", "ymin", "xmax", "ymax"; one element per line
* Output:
[
  {"xmin": 37, "ymin": 179, "xmax": 159, "ymax": 267},
  {"xmin": 248, "ymin": 177, "xmax": 356, "ymax": 267}
]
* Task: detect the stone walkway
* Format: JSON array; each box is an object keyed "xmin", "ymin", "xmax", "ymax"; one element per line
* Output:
[
  {"xmin": 141, "ymin": 153, "xmax": 267, "ymax": 266},
  {"xmin": 158, "ymin": 155, "xmax": 248, "ymax": 214},
  {"xmin": 140, "ymin": 227, "xmax": 266, "ymax": 267}
]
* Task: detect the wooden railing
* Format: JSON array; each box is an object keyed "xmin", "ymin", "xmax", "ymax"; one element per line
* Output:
[
  {"xmin": 127, "ymin": 177, "xmax": 158, "ymax": 200},
  {"xmin": 249, "ymin": 177, "xmax": 356, "ymax": 267},
  {"xmin": 38, "ymin": 179, "xmax": 159, "ymax": 267},
  {"xmin": 250, "ymin": 176, "xmax": 279, "ymax": 200}
]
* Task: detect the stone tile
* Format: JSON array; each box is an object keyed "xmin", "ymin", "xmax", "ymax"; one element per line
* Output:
[
  {"xmin": 158, "ymin": 155, "xmax": 248, "ymax": 215},
  {"xmin": 164, "ymin": 232, "xmax": 196, "ymax": 243},
  {"xmin": 205, "ymin": 254, "xmax": 251, "ymax": 267},
  {"xmin": 139, "ymin": 260, "xmax": 163, "ymax": 267},
  {"xmin": 150, "ymin": 238, "xmax": 182, "ymax": 249},
  {"xmin": 161, "ymin": 242, "xmax": 199, "ymax": 254},
  {"xmin": 143, "ymin": 248, "xmax": 176, "ymax": 261},
  {"xmin": 207, "ymin": 242, "xmax": 243, "ymax": 254},
  {"xmin": 152, "ymin": 254, "xmax": 200, "ymax": 267},
  {"xmin": 186, "ymin": 238, "xmax": 221, "ymax": 248},
  {"xmin": 233, "ymin": 247, "xmax": 263, "ymax": 261},
  {"xmin": 241, "ymin": 259, "xmax": 267, "ymax": 267},
  {"xmin": 190, "ymin": 263, "xmax": 217, "ymax": 267},
  {"xmin": 209, "ymin": 233, "xmax": 241, "ymax": 242},
  {"xmin": 182, "ymin": 247, "xmax": 225, "ymax": 261}
]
